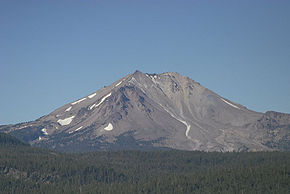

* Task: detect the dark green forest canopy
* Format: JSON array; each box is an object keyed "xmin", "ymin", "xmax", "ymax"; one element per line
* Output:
[
  {"xmin": 0, "ymin": 133, "xmax": 289, "ymax": 194},
  {"xmin": 0, "ymin": 132, "xmax": 28, "ymax": 146}
]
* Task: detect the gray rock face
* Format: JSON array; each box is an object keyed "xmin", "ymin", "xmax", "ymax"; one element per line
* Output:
[{"xmin": 1, "ymin": 70, "xmax": 290, "ymax": 152}]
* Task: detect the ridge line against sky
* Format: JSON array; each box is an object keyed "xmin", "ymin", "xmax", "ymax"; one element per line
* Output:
[{"xmin": 0, "ymin": 0, "xmax": 290, "ymax": 125}]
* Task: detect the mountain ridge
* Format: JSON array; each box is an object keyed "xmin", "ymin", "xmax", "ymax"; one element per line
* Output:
[{"xmin": 1, "ymin": 70, "xmax": 289, "ymax": 152}]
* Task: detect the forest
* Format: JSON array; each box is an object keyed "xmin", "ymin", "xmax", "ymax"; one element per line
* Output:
[{"xmin": 0, "ymin": 132, "xmax": 290, "ymax": 194}]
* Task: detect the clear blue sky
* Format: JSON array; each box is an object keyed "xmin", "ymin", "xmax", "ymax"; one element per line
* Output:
[{"xmin": 1, "ymin": 0, "xmax": 290, "ymax": 125}]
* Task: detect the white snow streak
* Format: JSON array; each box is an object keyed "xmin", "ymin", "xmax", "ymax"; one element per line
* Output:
[
  {"xmin": 164, "ymin": 108, "xmax": 202, "ymax": 149},
  {"xmin": 69, "ymin": 126, "xmax": 83, "ymax": 134},
  {"xmin": 115, "ymin": 81, "xmax": 122, "ymax": 87},
  {"xmin": 163, "ymin": 108, "xmax": 191, "ymax": 138},
  {"xmin": 165, "ymin": 109, "xmax": 191, "ymax": 138},
  {"xmin": 57, "ymin": 116, "xmax": 75, "ymax": 126},
  {"xmin": 88, "ymin": 93, "xmax": 97, "ymax": 99},
  {"xmin": 71, "ymin": 98, "xmax": 86, "ymax": 105},
  {"xmin": 65, "ymin": 106, "xmax": 72, "ymax": 112},
  {"xmin": 89, "ymin": 93, "xmax": 111, "ymax": 110},
  {"xmin": 75, "ymin": 126, "xmax": 83, "ymax": 132},
  {"xmin": 41, "ymin": 128, "xmax": 48, "ymax": 135},
  {"xmin": 221, "ymin": 98, "xmax": 241, "ymax": 110},
  {"xmin": 89, "ymin": 104, "xmax": 96, "ymax": 110},
  {"xmin": 104, "ymin": 123, "xmax": 113, "ymax": 131}
]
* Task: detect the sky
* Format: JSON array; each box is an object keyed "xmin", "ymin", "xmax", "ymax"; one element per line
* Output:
[{"xmin": 0, "ymin": 0, "xmax": 290, "ymax": 125}]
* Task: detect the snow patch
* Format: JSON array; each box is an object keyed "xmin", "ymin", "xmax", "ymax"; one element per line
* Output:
[
  {"xmin": 71, "ymin": 98, "xmax": 86, "ymax": 105},
  {"xmin": 129, "ymin": 77, "xmax": 137, "ymax": 84},
  {"xmin": 75, "ymin": 126, "xmax": 83, "ymax": 132},
  {"xmin": 88, "ymin": 93, "xmax": 96, "ymax": 99},
  {"xmin": 65, "ymin": 106, "xmax": 72, "ymax": 112},
  {"xmin": 17, "ymin": 125, "xmax": 32, "ymax": 130},
  {"xmin": 115, "ymin": 81, "xmax": 122, "ymax": 87},
  {"xmin": 89, "ymin": 104, "xmax": 96, "ymax": 110},
  {"xmin": 41, "ymin": 128, "xmax": 48, "ymax": 135},
  {"xmin": 104, "ymin": 123, "xmax": 113, "ymax": 131},
  {"xmin": 221, "ymin": 98, "xmax": 241, "ymax": 110},
  {"xmin": 38, "ymin": 136, "xmax": 42, "ymax": 140},
  {"xmin": 68, "ymin": 126, "xmax": 83, "ymax": 134},
  {"xmin": 89, "ymin": 93, "xmax": 111, "ymax": 110},
  {"xmin": 151, "ymin": 76, "xmax": 158, "ymax": 85},
  {"xmin": 57, "ymin": 116, "xmax": 75, "ymax": 126}
]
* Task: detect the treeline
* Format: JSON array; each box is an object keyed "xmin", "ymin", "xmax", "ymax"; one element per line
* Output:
[
  {"xmin": 0, "ymin": 134, "xmax": 289, "ymax": 193},
  {"xmin": 0, "ymin": 132, "xmax": 28, "ymax": 146}
]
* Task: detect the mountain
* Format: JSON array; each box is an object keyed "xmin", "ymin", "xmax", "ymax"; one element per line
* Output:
[{"xmin": 1, "ymin": 71, "xmax": 290, "ymax": 152}]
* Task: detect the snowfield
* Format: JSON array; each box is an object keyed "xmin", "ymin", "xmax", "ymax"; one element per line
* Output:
[
  {"xmin": 104, "ymin": 123, "xmax": 113, "ymax": 131},
  {"xmin": 57, "ymin": 116, "xmax": 75, "ymax": 126}
]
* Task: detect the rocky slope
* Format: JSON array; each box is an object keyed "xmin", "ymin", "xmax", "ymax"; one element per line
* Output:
[{"xmin": 1, "ymin": 71, "xmax": 289, "ymax": 152}]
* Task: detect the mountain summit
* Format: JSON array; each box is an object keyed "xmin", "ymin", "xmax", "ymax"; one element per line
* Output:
[{"xmin": 1, "ymin": 71, "xmax": 290, "ymax": 152}]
